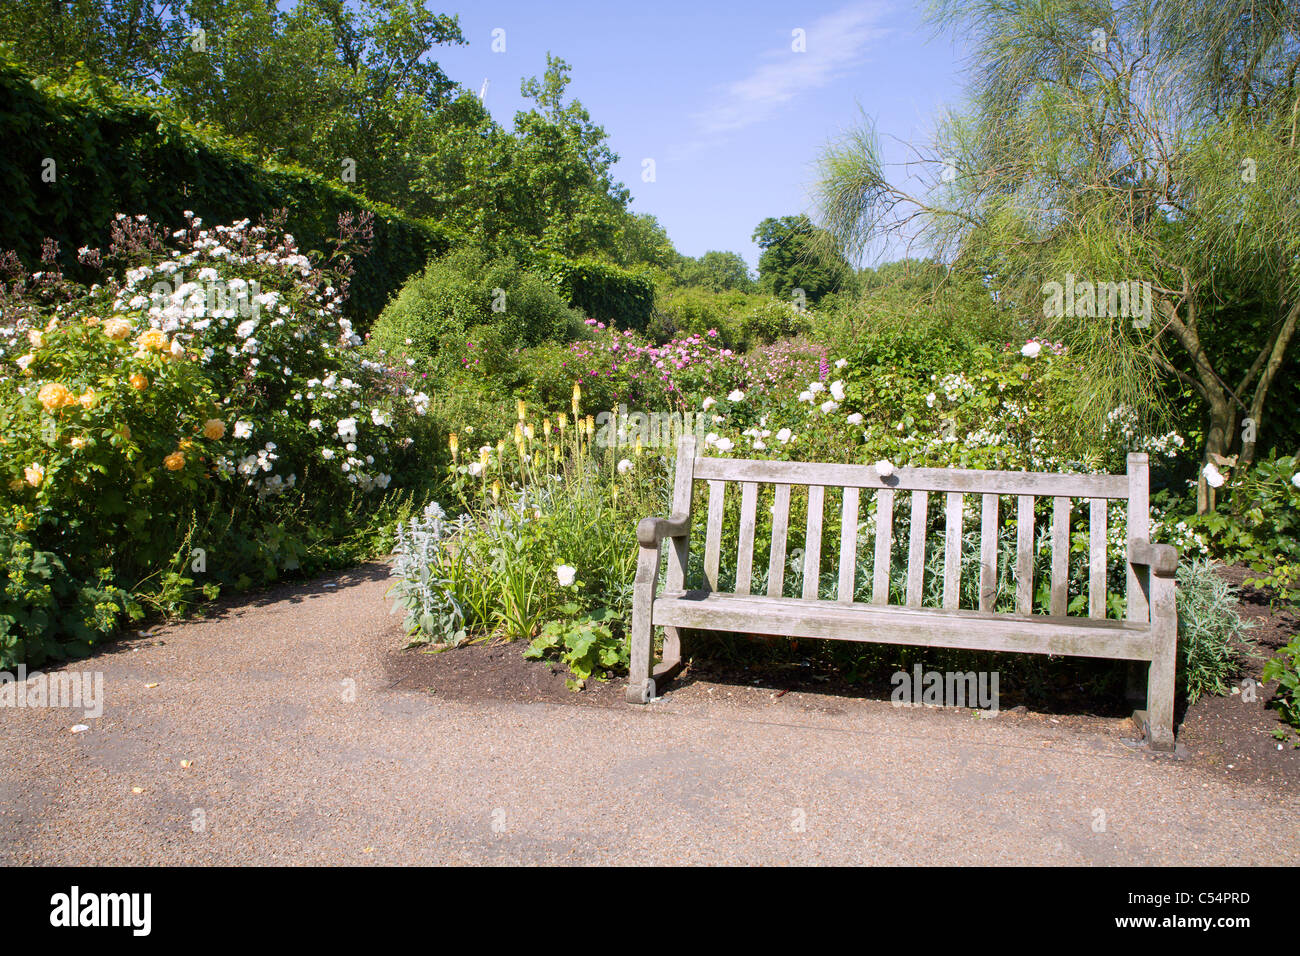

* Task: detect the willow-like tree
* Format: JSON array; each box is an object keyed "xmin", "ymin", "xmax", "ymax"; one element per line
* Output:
[{"xmin": 816, "ymin": 0, "xmax": 1300, "ymax": 510}]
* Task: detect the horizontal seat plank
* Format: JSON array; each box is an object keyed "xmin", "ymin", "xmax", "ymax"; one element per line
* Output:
[
  {"xmin": 691, "ymin": 456, "xmax": 1128, "ymax": 499},
  {"xmin": 651, "ymin": 591, "xmax": 1155, "ymax": 662}
]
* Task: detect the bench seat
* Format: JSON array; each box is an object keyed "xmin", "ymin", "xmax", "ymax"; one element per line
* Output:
[{"xmin": 653, "ymin": 591, "xmax": 1159, "ymax": 661}]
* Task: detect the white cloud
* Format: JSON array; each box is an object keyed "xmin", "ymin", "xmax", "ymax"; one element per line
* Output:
[{"xmin": 690, "ymin": 2, "xmax": 890, "ymax": 138}]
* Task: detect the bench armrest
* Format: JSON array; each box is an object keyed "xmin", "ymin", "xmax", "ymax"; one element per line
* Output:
[
  {"xmin": 637, "ymin": 513, "xmax": 691, "ymax": 548},
  {"xmin": 1129, "ymin": 538, "xmax": 1179, "ymax": 577}
]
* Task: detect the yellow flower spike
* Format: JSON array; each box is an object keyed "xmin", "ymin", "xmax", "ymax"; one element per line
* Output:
[
  {"xmin": 557, "ymin": 414, "xmax": 567, "ymax": 432},
  {"xmin": 491, "ymin": 480, "xmax": 501, "ymax": 502},
  {"xmin": 448, "ymin": 431, "xmax": 459, "ymax": 461},
  {"xmin": 496, "ymin": 440, "xmax": 505, "ymax": 458},
  {"xmin": 585, "ymin": 414, "xmax": 595, "ymax": 437},
  {"xmin": 514, "ymin": 422, "xmax": 523, "ymax": 443},
  {"xmin": 542, "ymin": 419, "xmax": 551, "ymax": 438},
  {"xmin": 479, "ymin": 447, "xmax": 490, "ymax": 470},
  {"xmin": 517, "ymin": 399, "xmax": 527, "ymax": 421},
  {"xmin": 635, "ymin": 437, "xmax": 643, "ymax": 456},
  {"xmin": 524, "ymin": 424, "xmax": 535, "ymax": 441}
]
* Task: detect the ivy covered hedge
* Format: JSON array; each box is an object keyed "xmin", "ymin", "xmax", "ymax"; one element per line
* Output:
[
  {"xmin": 0, "ymin": 56, "xmax": 447, "ymax": 325},
  {"xmin": 537, "ymin": 253, "xmax": 655, "ymax": 331}
]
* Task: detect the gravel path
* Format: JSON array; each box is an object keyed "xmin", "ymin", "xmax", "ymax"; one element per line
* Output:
[{"xmin": 3, "ymin": 563, "xmax": 1296, "ymax": 866}]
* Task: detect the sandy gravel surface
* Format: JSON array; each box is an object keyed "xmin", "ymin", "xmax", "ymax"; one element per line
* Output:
[{"xmin": 3, "ymin": 562, "xmax": 1297, "ymax": 866}]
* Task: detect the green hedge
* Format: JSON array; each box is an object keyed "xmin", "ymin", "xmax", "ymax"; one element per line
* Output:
[
  {"xmin": 0, "ymin": 57, "xmax": 447, "ymax": 325},
  {"xmin": 538, "ymin": 253, "xmax": 654, "ymax": 331}
]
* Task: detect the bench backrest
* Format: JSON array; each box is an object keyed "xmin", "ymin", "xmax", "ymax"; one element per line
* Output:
[{"xmin": 664, "ymin": 435, "xmax": 1153, "ymax": 624}]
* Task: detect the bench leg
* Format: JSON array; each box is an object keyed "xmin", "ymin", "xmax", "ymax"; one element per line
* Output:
[
  {"xmin": 626, "ymin": 545, "xmax": 661, "ymax": 704},
  {"xmin": 1142, "ymin": 571, "xmax": 1178, "ymax": 751}
]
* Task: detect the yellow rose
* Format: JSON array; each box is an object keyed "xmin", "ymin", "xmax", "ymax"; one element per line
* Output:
[
  {"xmin": 201, "ymin": 419, "xmax": 226, "ymax": 440},
  {"xmin": 129, "ymin": 373, "xmax": 149, "ymax": 390},
  {"xmin": 24, "ymin": 464, "xmax": 45, "ymax": 487},
  {"xmin": 37, "ymin": 382, "xmax": 73, "ymax": 412},
  {"xmin": 136, "ymin": 329, "xmax": 169, "ymax": 352},
  {"xmin": 103, "ymin": 318, "xmax": 132, "ymax": 341},
  {"xmin": 70, "ymin": 436, "xmax": 87, "ymax": 451},
  {"xmin": 163, "ymin": 451, "xmax": 186, "ymax": 471}
]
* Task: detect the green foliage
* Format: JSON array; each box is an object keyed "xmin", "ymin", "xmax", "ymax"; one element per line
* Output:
[
  {"xmin": 1175, "ymin": 560, "xmax": 1256, "ymax": 704},
  {"xmin": 368, "ymin": 247, "xmax": 585, "ymax": 373},
  {"xmin": 543, "ymin": 254, "xmax": 654, "ymax": 331},
  {"xmin": 0, "ymin": 53, "xmax": 448, "ymax": 327},
  {"xmin": 1182, "ymin": 453, "xmax": 1300, "ymax": 603},
  {"xmin": 1262, "ymin": 636, "xmax": 1300, "ymax": 730},
  {"xmin": 525, "ymin": 605, "xmax": 628, "ymax": 689},
  {"xmin": 753, "ymin": 214, "xmax": 850, "ymax": 304}
]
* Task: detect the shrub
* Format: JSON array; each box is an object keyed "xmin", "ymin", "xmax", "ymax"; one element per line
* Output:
[
  {"xmin": 1175, "ymin": 560, "xmax": 1257, "ymax": 704},
  {"xmin": 0, "ymin": 212, "xmax": 434, "ymax": 666},
  {"xmin": 368, "ymin": 248, "xmax": 583, "ymax": 373},
  {"xmin": 1262, "ymin": 636, "xmax": 1300, "ymax": 730},
  {"xmin": 540, "ymin": 254, "xmax": 655, "ymax": 331}
]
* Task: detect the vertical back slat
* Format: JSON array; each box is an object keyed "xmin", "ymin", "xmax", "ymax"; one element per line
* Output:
[
  {"xmin": 943, "ymin": 492, "xmax": 963, "ymax": 609},
  {"xmin": 1126, "ymin": 453, "xmax": 1150, "ymax": 623},
  {"xmin": 663, "ymin": 435, "xmax": 697, "ymax": 592},
  {"xmin": 1089, "ymin": 498, "xmax": 1107, "ymax": 619},
  {"xmin": 1050, "ymin": 496, "xmax": 1071, "ymax": 616},
  {"xmin": 734, "ymin": 482, "xmax": 759, "ymax": 596},
  {"xmin": 906, "ymin": 490, "xmax": 928, "ymax": 607},
  {"xmin": 803, "ymin": 485, "xmax": 825, "ymax": 600},
  {"xmin": 837, "ymin": 487, "xmax": 860, "ymax": 602},
  {"xmin": 767, "ymin": 483, "xmax": 791, "ymax": 598},
  {"xmin": 1016, "ymin": 495, "xmax": 1034, "ymax": 615},
  {"xmin": 703, "ymin": 479, "xmax": 726, "ymax": 592},
  {"xmin": 872, "ymin": 489, "xmax": 894, "ymax": 605},
  {"xmin": 979, "ymin": 493, "xmax": 999, "ymax": 612}
]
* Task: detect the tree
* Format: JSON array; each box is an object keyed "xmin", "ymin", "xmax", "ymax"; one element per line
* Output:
[
  {"xmin": 674, "ymin": 250, "xmax": 754, "ymax": 292},
  {"xmin": 752, "ymin": 214, "xmax": 849, "ymax": 304},
  {"xmin": 816, "ymin": 0, "xmax": 1300, "ymax": 510}
]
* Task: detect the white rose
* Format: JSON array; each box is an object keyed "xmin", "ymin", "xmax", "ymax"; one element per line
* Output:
[
  {"xmin": 556, "ymin": 565, "xmax": 577, "ymax": 587},
  {"xmin": 233, "ymin": 421, "xmax": 253, "ymax": 439},
  {"xmin": 875, "ymin": 459, "xmax": 895, "ymax": 478},
  {"xmin": 715, "ymin": 437, "xmax": 734, "ymax": 452},
  {"xmin": 1202, "ymin": 462, "xmax": 1225, "ymax": 488},
  {"xmin": 1021, "ymin": 341, "xmax": 1042, "ymax": 358},
  {"xmin": 776, "ymin": 428, "xmax": 793, "ymax": 444},
  {"xmin": 846, "ymin": 413, "xmax": 864, "ymax": 425},
  {"xmin": 830, "ymin": 380, "xmax": 846, "ymax": 401},
  {"xmin": 617, "ymin": 458, "xmax": 633, "ymax": 474},
  {"xmin": 820, "ymin": 400, "xmax": 840, "ymax": 414},
  {"xmin": 808, "ymin": 381, "xmax": 825, "ymax": 394},
  {"xmin": 727, "ymin": 389, "xmax": 745, "ymax": 402},
  {"xmin": 701, "ymin": 397, "xmax": 717, "ymax": 410}
]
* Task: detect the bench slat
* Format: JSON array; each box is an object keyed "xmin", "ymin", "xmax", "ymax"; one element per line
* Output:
[
  {"xmin": 979, "ymin": 493, "xmax": 999, "ymax": 612},
  {"xmin": 735, "ymin": 481, "xmax": 758, "ymax": 596},
  {"xmin": 906, "ymin": 490, "xmax": 927, "ymax": 606},
  {"xmin": 803, "ymin": 485, "xmax": 825, "ymax": 600},
  {"xmin": 1127, "ymin": 453, "xmax": 1150, "ymax": 623},
  {"xmin": 1089, "ymin": 497, "xmax": 1107, "ymax": 619},
  {"xmin": 704, "ymin": 479, "xmax": 726, "ymax": 592},
  {"xmin": 872, "ymin": 489, "xmax": 893, "ymax": 605},
  {"xmin": 1016, "ymin": 494, "xmax": 1034, "ymax": 614},
  {"xmin": 838, "ymin": 487, "xmax": 860, "ymax": 602},
  {"xmin": 1050, "ymin": 496, "xmax": 1071, "ymax": 616},
  {"xmin": 768, "ymin": 483, "xmax": 790, "ymax": 598},
  {"xmin": 943, "ymin": 492, "xmax": 963, "ymax": 608},
  {"xmin": 652, "ymin": 592, "xmax": 1156, "ymax": 661},
  {"xmin": 693, "ymin": 456, "xmax": 1128, "ymax": 498}
]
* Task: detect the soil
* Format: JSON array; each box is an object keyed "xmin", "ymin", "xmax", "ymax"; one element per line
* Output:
[{"xmin": 383, "ymin": 563, "xmax": 1300, "ymax": 793}]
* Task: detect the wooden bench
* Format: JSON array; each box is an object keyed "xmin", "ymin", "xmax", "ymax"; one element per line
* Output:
[{"xmin": 627, "ymin": 435, "xmax": 1180, "ymax": 750}]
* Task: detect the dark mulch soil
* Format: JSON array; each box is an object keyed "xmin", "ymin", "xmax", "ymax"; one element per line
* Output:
[
  {"xmin": 383, "ymin": 563, "xmax": 1300, "ymax": 792},
  {"xmin": 1176, "ymin": 565, "xmax": 1300, "ymax": 794}
]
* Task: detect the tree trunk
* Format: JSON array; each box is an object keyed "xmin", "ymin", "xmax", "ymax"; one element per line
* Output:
[{"xmin": 1199, "ymin": 398, "xmax": 1235, "ymax": 513}]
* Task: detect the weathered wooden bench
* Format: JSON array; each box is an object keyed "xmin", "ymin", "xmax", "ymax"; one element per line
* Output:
[{"xmin": 628, "ymin": 435, "xmax": 1179, "ymax": 750}]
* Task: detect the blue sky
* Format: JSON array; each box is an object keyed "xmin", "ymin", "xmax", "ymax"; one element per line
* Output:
[{"xmin": 432, "ymin": 0, "xmax": 971, "ymax": 271}]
